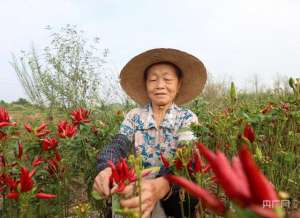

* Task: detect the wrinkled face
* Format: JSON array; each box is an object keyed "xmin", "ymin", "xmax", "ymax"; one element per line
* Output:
[{"xmin": 146, "ymin": 63, "xmax": 182, "ymax": 106}]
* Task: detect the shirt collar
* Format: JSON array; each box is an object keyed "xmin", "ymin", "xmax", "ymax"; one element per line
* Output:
[{"xmin": 144, "ymin": 102, "xmax": 178, "ymax": 129}]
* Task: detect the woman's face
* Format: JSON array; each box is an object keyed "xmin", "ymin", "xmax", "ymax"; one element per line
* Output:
[{"xmin": 146, "ymin": 63, "xmax": 181, "ymax": 106}]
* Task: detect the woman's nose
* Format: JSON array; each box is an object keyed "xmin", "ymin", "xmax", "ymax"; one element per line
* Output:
[{"xmin": 156, "ymin": 78, "xmax": 166, "ymax": 88}]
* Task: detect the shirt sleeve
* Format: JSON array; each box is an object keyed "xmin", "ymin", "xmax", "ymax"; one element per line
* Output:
[
  {"xmin": 118, "ymin": 108, "xmax": 137, "ymax": 143},
  {"xmin": 177, "ymin": 110, "xmax": 199, "ymax": 143},
  {"xmin": 96, "ymin": 134, "xmax": 131, "ymax": 172},
  {"xmin": 96, "ymin": 109, "xmax": 138, "ymax": 172}
]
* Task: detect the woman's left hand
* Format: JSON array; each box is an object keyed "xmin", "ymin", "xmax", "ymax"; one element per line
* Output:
[{"xmin": 120, "ymin": 177, "xmax": 170, "ymax": 218}]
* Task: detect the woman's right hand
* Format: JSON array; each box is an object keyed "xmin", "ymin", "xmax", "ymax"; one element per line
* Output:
[{"xmin": 93, "ymin": 167, "xmax": 112, "ymax": 197}]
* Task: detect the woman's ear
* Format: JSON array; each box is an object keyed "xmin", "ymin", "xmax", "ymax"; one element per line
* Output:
[{"xmin": 177, "ymin": 79, "xmax": 182, "ymax": 92}]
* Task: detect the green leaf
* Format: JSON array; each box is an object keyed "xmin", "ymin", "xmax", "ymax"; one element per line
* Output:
[
  {"xmin": 112, "ymin": 194, "xmax": 121, "ymax": 211},
  {"xmin": 241, "ymin": 112, "xmax": 250, "ymax": 121},
  {"xmin": 176, "ymin": 126, "xmax": 191, "ymax": 134},
  {"xmin": 91, "ymin": 191, "xmax": 102, "ymax": 200},
  {"xmin": 255, "ymin": 146, "xmax": 263, "ymax": 161},
  {"xmin": 226, "ymin": 206, "xmax": 260, "ymax": 218}
]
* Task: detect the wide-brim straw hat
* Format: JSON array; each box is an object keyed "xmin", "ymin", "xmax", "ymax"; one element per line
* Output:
[{"xmin": 120, "ymin": 48, "xmax": 207, "ymax": 106}]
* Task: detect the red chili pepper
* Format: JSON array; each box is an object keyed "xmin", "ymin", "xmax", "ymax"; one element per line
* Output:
[
  {"xmin": 231, "ymin": 156, "xmax": 249, "ymax": 194},
  {"xmin": 0, "ymin": 108, "xmax": 16, "ymax": 127},
  {"xmin": 244, "ymin": 124, "xmax": 255, "ymax": 143},
  {"xmin": 41, "ymin": 138, "xmax": 58, "ymax": 151},
  {"xmin": 57, "ymin": 120, "xmax": 77, "ymax": 138},
  {"xmin": 35, "ymin": 193, "xmax": 56, "ymax": 199},
  {"xmin": 5, "ymin": 175, "xmax": 18, "ymax": 190},
  {"xmin": 203, "ymin": 164, "xmax": 211, "ymax": 173},
  {"xmin": 197, "ymin": 142, "xmax": 278, "ymax": 212},
  {"xmin": 46, "ymin": 158, "xmax": 61, "ymax": 176},
  {"xmin": 193, "ymin": 153, "xmax": 202, "ymax": 173},
  {"xmin": 212, "ymin": 151, "xmax": 251, "ymax": 204},
  {"xmin": 36, "ymin": 123, "xmax": 47, "ymax": 133},
  {"xmin": 0, "ymin": 122, "xmax": 16, "ymax": 127},
  {"xmin": 197, "ymin": 143, "xmax": 251, "ymax": 206},
  {"xmin": 197, "ymin": 143, "xmax": 216, "ymax": 163},
  {"xmin": 239, "ymin": 145, "xmax": 278, "ymax": 204},
  {"xmin": 20, "ymin": 167, "xmax": 35, "ymax": 192},
  {"xmin": 174, "ymin": 159, "xmax": 183, "ymax": 170},
  {"xmin": 108, "ymin": 160, "xmax": 120, "ymax": 183},
  {"xmin": 7, "ymin": 192, "xmax": 19, "ymax": 199},
  {"xmin": 17, "ymin": 142, "xmax": 23, "ymax": 160},
  {"xmin": 54, "ymin": 148, "xmax": 62, "ymax": 161},
  {"xmin": 260, "ymin": 102, "xmax": 273, "ymax": 114},
  {"xmin": 71, "ymin": 108, "xmax": 90, "ymax": 125},
  {"xmin": 108, "ymin": 159, "xmax": 148, "ymax": 193},
  {"xmin": 36, "ymin": 130, "xmax": 51, "ymax": 138},
  {"xmin": 165, "ymin": 174, "xmax": 225, "ymax": 215},
  {"xmin": 32, "ymin": 156, "xmax": 44, "ymax": 167},
  {"xmin": 24, "ymin": 123, "xmax": 33, "ymax": 133}
]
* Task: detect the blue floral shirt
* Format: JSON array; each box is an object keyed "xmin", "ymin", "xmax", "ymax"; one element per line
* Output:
[{"xmin": 119, "ymin": 103, "xmax": 198, "ymax": 168}]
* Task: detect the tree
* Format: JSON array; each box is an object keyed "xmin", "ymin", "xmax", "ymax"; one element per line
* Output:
[
  {"xmin": 11, "ymin": 25, "xmax": 112, "ymax": 109},
  {"xmin": 12, "ymin": 98, "xmax": 31, "ymax": 105}
]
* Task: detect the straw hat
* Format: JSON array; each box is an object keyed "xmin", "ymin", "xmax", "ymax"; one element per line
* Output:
[{"xmin": 120, "ymin": 48, "xmax": 207, "ymax": 106}]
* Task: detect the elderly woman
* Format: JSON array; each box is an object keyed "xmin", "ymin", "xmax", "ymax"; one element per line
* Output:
[{"xmin": 93, "ymin": 48, "xmax": 207, "ymax": 218}]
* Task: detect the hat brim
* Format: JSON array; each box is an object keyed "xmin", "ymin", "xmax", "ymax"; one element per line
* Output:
[{"xmin": 120, "ymin": 48, "xmax": 207, "ymax": 106}]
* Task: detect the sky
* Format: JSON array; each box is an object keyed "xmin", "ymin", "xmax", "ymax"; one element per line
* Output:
[{"xmin": 0, "ymin": 0, "xmax": 300, "ymax": 102}]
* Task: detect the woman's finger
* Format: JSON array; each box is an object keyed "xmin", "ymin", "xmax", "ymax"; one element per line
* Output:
[
  {"xmin": 93, "ymin": 169, "xmax": 111, "ymax": 197},
  {"xmin": 130, "ymin": 200, "xmax": 150, "ymax": 214},
  {"xmin": 142, "ymin": 204, "xmax": 155, "ymax": 218},
  {"xmin": 119, "ymin": 182, "xmax": 135, "ymax": 198},
  {"xmin": 93, "ymin": 176, "xmax": 105, "ymax": 194},
  {"xmin": 142, "ymin": 210, "xmax": 151, "ymax": 218},
  {"xmin": 120, "ymin": 190, "xmax": 153, "ymax": 208},
  {"xmin": 140, "ymin": 180, "xmax": 154, "ymax": 192},
  {"xmin": 120, "ymin": 195, "xmax": 140, "ymax": 208},
  {"xmin": 110, "ymin": 183, "xmax": 118, "ymax": 194},
  {"xmin": 102, "ymin": 181, "xmax": 110, "ymax": 196},
  {"xmin": 93, "ymin": 180, "xmax": 109, "ymax": 199},
  {"xmin": 93, "ymin": 181, "xmax": 101, "ymax": 193}
]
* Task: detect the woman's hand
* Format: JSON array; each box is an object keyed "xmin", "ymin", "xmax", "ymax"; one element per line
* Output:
[
  {"xmin": 93, "ymin": 167, "xmax": 112, "ymax": 197},
  {"xmin": 120, "ymin": 177, "xmax": 170, "ymax": 218}
]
